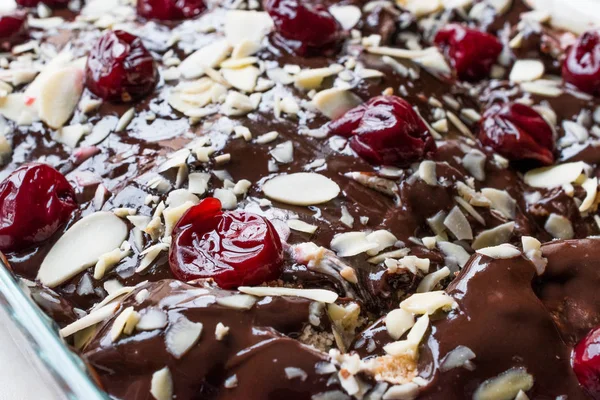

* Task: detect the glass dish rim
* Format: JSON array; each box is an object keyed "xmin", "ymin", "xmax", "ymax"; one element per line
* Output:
[{"xmin": 0, "ymin": 258, "xmax": 109, "ymax": 400}]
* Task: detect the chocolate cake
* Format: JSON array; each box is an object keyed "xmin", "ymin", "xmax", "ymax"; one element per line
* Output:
[{"xmin": 1, "ymin": 0, "xmax": 600, "ymax": 398}]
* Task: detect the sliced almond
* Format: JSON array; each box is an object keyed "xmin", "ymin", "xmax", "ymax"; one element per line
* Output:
[
  {"xmin": 222, "ymin": 66, "xmax": 260, "ymax": 92},
  {"xmin": 400, "ymin": 291, "xmax": 457, "ymax": 315},
  {"xmin": 216, "ymin": 294, "xmax": 257, "ymax": 309},
  {"xmin": 288, "ymin": 219, "xmax": 318, "ymax": 234},
  {"xmin": 437, "ymin": 241, "xmax": 471, "ymax": 268},
  {"xmin": 509, "ymin": 59, "xmax": 545, "ymax": 83},
  {"xmin": 150, "ymin": 367, "xmax": 173, "ymax": 400},
  {"xmin": 579, "ymin": 177, "xmax": 598, "ymax": 213},
  {"xmin": 473, "ymin": 367, "xmax": 533, "ymax": 400},
  {"xmin": 417, "ymin": 266, "xmax": 451, "ymax": 293},
  {"xmin": 165, "ymin": 315, "xmax": 203, "ymax": 359},
  {"xmin": 38, "ymin": 212, "xmax": 128, "ymax": 287},
  {"xmin": 524, "ymin": 161, "xmax": 587, "ymax": 188},
  {"xmin": 476, "ymin": 243, "xmax": 521, "ymax": 259},
  {"xmin": 110, "ymin": 306, "xmax": 140, "ymax": 342},
  {"xmin": 329, "ymin": 5, "xmax": 361, "ymax": 30},
  {"xmin": 396, "ymin": 0, "xmax": 442, "ymax": 17},
  {"xmin": 481, "ymin": 188, "xmax": 516, "ymax": 220},
  {"xmin": 137, "ymin": 308, "xmax": 168, "ymax": 331},
  {"xmin": 444, "ymin": 206, "xmax": 473, "ymax": 241},
  {"xmin": 179, "ymin": 40, "xmax": 232, "ymax": 80},
  {"xmin": 385, "ymin": 309, "xmax": 415, "ymax": 340},
  {"xmin": 60, "ymin": 302, "xmax": 119, "ymax": 338},
  {"xmin": 238, "ymin": 286, "xmax": 339, "ymax": 303},
  {"xmin": 38, "ymin": 66, "xmax": 84, "ymax": 129},
  {"xmin": 224, "ymin": 10, "xmax": 273, "ymax": 46},
  {"xmin": 263, "ymin": 172, "xmax": 340, "ymax": 206},
  {"xmin": 331, "ymin": 232, "xmax": 378, "ymax": 257},
  {"xmin": 544, "ymin": 213, "xmax": 574, "ymax": 239},
  {"xmin": 471, "ymin": 222, "xmax": 515, "ymax": 250},
  {"xmin": 0, "ymin": 93, "xmax": 39, "ymax": 125},
  {"xmin": 312, "ymin": 88, "xmax": 362, "ymax": 119}
]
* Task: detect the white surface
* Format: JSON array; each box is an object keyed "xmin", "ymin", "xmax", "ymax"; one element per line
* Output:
[{"xmin": 0, "ymin": 306, "xmax": 63, "ymax": 400}]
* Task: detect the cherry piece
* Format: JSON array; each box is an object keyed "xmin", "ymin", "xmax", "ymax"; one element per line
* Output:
[
  {"xmin": 573, "ymin": 326, "xmax": 600, "ymax": 399},
  {"xmin": 169, "ymin": 198, "xmax": 284, "ymax": 289},
  {"xmin": 16, "ymin": 0, "xmax": 69, "ymax": 7},
  {"xmin": 137, "ymin": 0, "xmax": 206, "ymax": 21},
  {"xmin": 562, "ymin": 29, "xmax": 600, "ymax": 96},
  {"xmin": 329, "ymin": 95, "xmax": 436, "ymax": 166},
  {"xmin": 479, "ymin": 102, "xmax": 555, "ymax": 165},
  {"xmin": 265, "ymin": 0, "xmax": 341, "ymax": 56},
  {"xmin": 0, "ymin": 163, "xmax": 77, "ymax": 252},
  {"xmin": 85, "ymin": 30, "xmax": 157, "ymax": 102},
  {"xmin": 434, "ymin": 23, "xmax": 503, "ymax": 81},
  {"xmin": 0, "ymin": 12, "xmax": 27, "ymax": 50}
]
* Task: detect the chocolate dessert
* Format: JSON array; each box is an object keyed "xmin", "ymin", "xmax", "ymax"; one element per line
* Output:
[{"xmin": 1, "ymin": 0, "xmax": 600, "ymax": 398}]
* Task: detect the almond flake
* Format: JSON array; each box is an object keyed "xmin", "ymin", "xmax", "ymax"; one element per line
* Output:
[
  {"xmin": 312, "ymin": 88, "xmax": 362, "ymax": 119},
  {"xmin": 579, "ymin": 177, "xmax": 598, "ymax": 213},
  {"xmin": 150, "ymin": 367, "xmax": 173, "ymax": 400},
  {"xmin": 476, "ymin": 243, "xmax": 521, "ymax": 259},
  {"xmin": 385, "ymin": 309, "xmax": 415, "ymax": 340},
  {"xmin": 481, "ymin": 188, "xmax": 516, "ymax": 220},
  {"xmin": 520, "ymin": 80, "xmax": 562, "ymax": 97},
  {"xmin": 383, "ymin": 314, "xmax": 429, "ymax": 358},
  {"xmin": 444, "ymin": 206, "xmax": 473, "ymax": 240},
  {"xmin": 115, "ymin": 107, "xmax": 134, "ymax": 132},
  {"xmin": 270, "ymin": 140, "xmax": 294, "ymax": 163},
  {"xmin": 471, "ymin": 222, "xmax": 515, "ymax": 250},
  {"xmin": 437, "ymin": 241, "xmax": 471, "ymax": 268},
  {"xmin": 417, "ymin": 266, "xmax": 451, "ymax": 293},
  {"xmin": 179, "ymin": 40, "xmax": 232, "ymax": 80},
  {"xmin": 473, "ymin": 368, "xmax": 533, "ymax": 400},
  {"xmin": 295, "ymin": 67, "xmax": 338, "ymax": 90},
  {"xmin": 163, "ymin": 201, "xmax": 196, "ymax": 237},
  {"xmin": 263, "ymin": 172, "xmax": 340, "ymax": 206},
  {"xmin": 136, "ymin": 243, "xmax": 169, "ymax": 273},
  {"xmin": 509, "ymin": 59, "xmax": 545, "ymax": 83},
  {"xmin": 440, "ymin": 345, "xmax": 476, "ymax": 372},
  {"xmin": 222, "ymin": 66, "xmax": 259, "ymax": 92},
  {"xmin": 365, "ymin": 230, "xmax": 398, "ymax": 256},
  {"xmin": 94, "ymin": 247, "xmax": 129, "ymax": 279},
  {"xmin": 288, "ymin": 219, "xmax": 318, "ymax": 234},
  {"xmin": 383, "ymin": 383, "xmax": 419, "ymax": 400},
  {"xmin": 60, "ymin": 302, "xmax": 119, "ymax": 338},
  {"xmin": 216, "ymin": 294, "xmax": 257, "ymax": 309},
  {"xmin": 224, "ymin": 10, "xmax": 273, "ymax": 46},
  {"xmin": 522, "ymin": 236, "xmax": 547, "ymax": 275},
  {"xmin": 331, "ymin": 232, "xmax": 378, "ymax": 257},
  {"xmin": 55, "ymin": 123, "xmax": 91, "ymax": 148},
  {"xmin": 418, "ymin": 160, "xmax": 437, "ymax": 185},
  {"xmin": 137, "ymin": 308, "xmax": 168, "ymax": 331},
  {"xmin": 110, "ymin": 306, "xmax": 140, "ymax": 342},
  {"xmin": 463, "ymin": 149, "xmax": 486, "ymax": 181},
  {"xmin": 238, "ymin": 286, "xmax": 339, "ymax": 303},
  {"xmin": 396, "ymin": 0, "xmax": 442, "ymax": 17},
  {"xmin": 38, "ymin": 212, "xmax": 128, "ymax": 287},
  {"xmin": 38, "ymin": 66, "xmax": 84, "ymax": 129},
  {"xmin": 400, "ymin": 291, "xmax": 456, "ymax": 315},
  {"xmin": 544, "ymin": 213, "xmax": 574, "ymax": 239},
  {"xmin": 165, "ymin": 315, "xmax": 203, "ymax": 359},
  {"xmin": 524, "ymin": 161, "xmax": 587, "ymax": 188},
  {"xmin": 215, "ymin": 322, "xmax": 230, "ymax": 340}
]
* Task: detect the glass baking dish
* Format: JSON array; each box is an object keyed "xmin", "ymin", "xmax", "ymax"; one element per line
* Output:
[{"xmin": 0, "ymin": 258, "xmax": 109, "ymax": 400}]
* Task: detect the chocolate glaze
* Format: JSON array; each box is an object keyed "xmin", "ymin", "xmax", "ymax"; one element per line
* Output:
[{"xmin": 0, "ymin": 0, "xmax": 600, "ymax": 398}]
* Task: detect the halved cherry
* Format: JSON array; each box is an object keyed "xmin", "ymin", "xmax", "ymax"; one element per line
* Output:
[
  {"xmin": 0, "ymin": 163, "xmax": 77, "ymax": 252},
  {"xmin": 479, "ymin": 102, "xmax": 555, "ymax": 165},
  {"xmin": 434, "ymin": 23, "xmax": 503, "ymax": 81},
  {"xmin": 85, "ymin": 30, "xmax": 157, "ymax": 102},
  {"xmin": 562, "ymin": 29, "xmax": 600, "ymax": 96},
  {"xmin": 265, "ymin": 0, "xmax": 342, "ymax": 56},
  {"xmin": 0, "ymin": 12, "xmax": 27, "ymax": 50},
  {"xmin": 572, "ymin": 326, "xmax": 600, "ymax": 399},
  {"xmin": 169, "ymin": 198, "xmax": 284, "ymax": 289},
  {"xmin": 329, "ymin": 95, "xmax": 436, "ymax": 166},
  {"xmin": 137, "ymin": 0, "xmax": 207, "ymax": 21}
]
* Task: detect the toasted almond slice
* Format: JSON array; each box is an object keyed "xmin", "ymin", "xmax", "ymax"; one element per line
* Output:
[
  {"xmin": 312, "ymin": 88, "xmax": 362, "ymax": 119},
  {"xmin": 263, "ymin": 172, "xmax": 340, "ymax": 206},
  {"xmin": 38, "ymin": 212, "xmax": 128, "ymax": 287},
  {"xmin": 238, "ymin": 286, "xmax": 339, "ymax": 303},
  {"xmin": 476, "ymin": 243, "xmax": 521, "ymax": 259},
  {"xmin": 509, "ymin": 59, "xmax": 545, "ymax": 83},
  {"xmin": 385, "ymin": 309, "xmax": 415, "ymax": 340},
  {"xmin": 150, "ymin": 367, "xmax": 173, "ymax": 400},
  {"xmin": 60, "ymin": 302, "xmax": 119, "ymax": 338},
  {"xmin": 38, "ymin": 66, "xmax": 84, "ymax": 129},
  {"xmin": 165, "ymin": 315, "xmax": 203, "ymax": 358},
  {"xmin": 524, "ymin": 161, "xmax": 587, "ymax": 188},
  {"xmin": 224, "ymin": 10, "xmax": 273, "ymax": 46},
  {"xmin": 400, "ymin": 291, "xmax": 457, "ymax": 315},
  {"xmin": 473, "ymin": 367, "xmax": 533, "ymax": 400}
]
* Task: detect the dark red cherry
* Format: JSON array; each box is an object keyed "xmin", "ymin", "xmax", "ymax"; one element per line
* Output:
[
  {"xmin": 137, "ymin": 0, "xmax": 206, "ymax": 21},
  {"xmin": 329, "ymin": 95, "xmax": 436, "ymax": 166},
  {"xmin": 0, "ymin": 163, "xmax": 77, "ymax": 252},
  {"xmin": 85, "ymin": 30, "xmax": 157, "ymax": 102},
  {"xmin": 169, "ymin": 198, "xmax": 284, "ymax": 289},
  {"xmin": 479, "ymin": 103, "xmax": 555, "ymax": 165},
  {"xmin": 16, "ymin": 0, "xmax": 69, "ymax": 7},
  {"xmin": 0, "ymin": 12, "xmax": 27, "ymax": 50},
  {"xmin": 434, "ymin": 23, "xmax": 503, "ymax": 81},
  {"xmin": 265, "ymin": 0, "xmax": 341, "ymax": 55},
  {"xmin": 573, "ymin": 326, "xmax": 600, "ymax": 399},
  {"xmin": 562, "ymin": 30, "xmax": 600, "ymax": 96}
]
